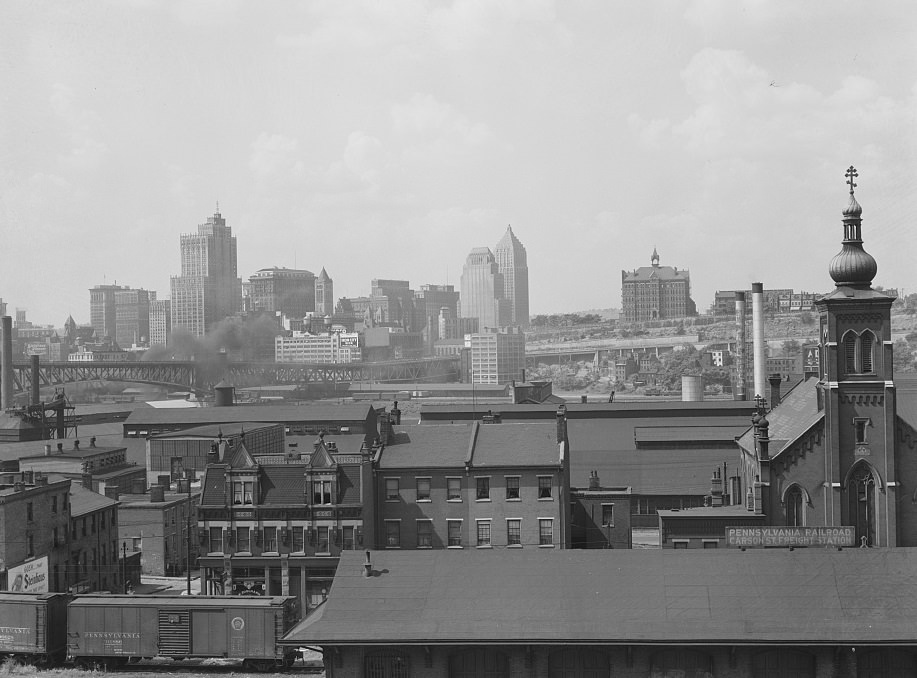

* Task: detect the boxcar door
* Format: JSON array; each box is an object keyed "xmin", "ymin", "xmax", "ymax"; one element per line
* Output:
[
  {"xmin": 191, "ymin": 610, "xmax": 227, "ymax": 657},
  {"xmin": 157, "ymin": 610, "xmax": 190, "ymax": 656}
]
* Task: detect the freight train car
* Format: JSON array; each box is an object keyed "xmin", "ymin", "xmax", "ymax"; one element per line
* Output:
[
  {"xmin": 0, "ymin": 592, "xmax": 70, "ymax": 666},
  {"xmin": 67, "ymin": 594, "xmax": 300, "ymax": 671}
]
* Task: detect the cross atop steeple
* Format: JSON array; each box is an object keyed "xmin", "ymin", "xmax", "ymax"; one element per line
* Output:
[{"xmin": 845, "ymin": 166, "xmax": 858, "ymax": 194}]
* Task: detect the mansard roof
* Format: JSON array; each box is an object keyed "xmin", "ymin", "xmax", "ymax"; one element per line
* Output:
[{"xmin": 622, "ymin": 265, "xmax": 690, "ymax": 283}]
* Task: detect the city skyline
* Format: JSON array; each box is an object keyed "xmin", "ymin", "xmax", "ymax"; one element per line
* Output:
[{"xmin": 2, "ymin": 2, "xmax": 915, "ymax": 325}]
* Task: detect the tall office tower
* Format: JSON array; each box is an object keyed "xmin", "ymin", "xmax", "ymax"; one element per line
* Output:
[
  {"xmin": 114, "ymin": 288, "xmax": 154, "ymax": 348},
  {"xmin": 245, "ymin": 268, "xmax": 316, "ymax": 318},
  {"xmin": 494, "ymin": 226, "xmax": 529, "ymax": 326},
  {"xmin": 149, "ymin": 299, "xmax": 172, "ymax": 347},
  {"xmin": 460, "ymin": 247, "xmax": 509, "ymax": 330},
  {"xmin": 415, "ymin": 284, "xmax": 460, "ymax": 346},
  {"xmin": 370, "ymin": 279, "xmax": 417, "ymax": 329},
  {"xmin": 170, "ymin": 207, "xmax": 242, "ymax": 337},
  {"xmin": 90, "ymin": 284, "xmax": 127, "ymax": 339},
  {"xmin": 315, "ymin": 268, "xmax": 334, "ymax": 316}
]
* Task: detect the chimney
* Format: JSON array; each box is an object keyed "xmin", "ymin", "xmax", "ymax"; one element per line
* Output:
[
  {"xmin": 131, "ymin": 478, "xmax": 146, "ymax": 494},
  {"xmin": 768, "ymin": 374, "xmax": 783, "ymax": 410},
  {"xmin": 44, "ymin": 444, "xmax": 51, "ymax": 457},
  {"xmin": 391, "ymin": 401, "xmax": 401, "ymax": 425},
  {"xmin": 208, "ymin": 442, "xmax": 220, "ymax": 465},
  {"xmin": 363, "ymin": 550, "xmax": 373, "ymax": 577},
  {"xmin": 379, "ymin": 413, "xmax": 394, "ymax": 445},
  {"xmin": 104, "ymin": 486, "xmax": 119, "ymax": 500},
  {"xmin": 57, "ymin": 443, "xmax": 63, "ymax": 454},
  {"xmin": 751, "ymin": 283, "xmax": 766, "ymax": 402},
  {"xmin": 73, "ymin": 439, "xmax": 80, "ymax": 450},
  {"xmin": 588, "ymin": 470, "xmax": 600, "ymax": 491},
  {"xmin": 13, "ymin": 481, "xmax": 24, "ymax": 493},
  {"xmin": 89, "ymin": 437, "xmax": 97, "ymax": 448},
  {"xmin": 30, "ymin": 354, "xmax": 40, "ymax": 406},
  {"xmin": 149, "ymin": 485, "xmax": 165, "ymax": 502},
  {"xmin": 710, "ymin": 468, "xmax": 724, "ymax": 507},
  {"xmin": 1, "ymin": 316, "xmax": 13, "ymax": 410},
  {"xmin": 556, "ymin": 404, "xmax": 568, "ymax": 444},
  {"xmin": 35, "ymin": 473, "xmax": 47, "ymax": 486},
  {"xmin": 734, "ymin": 291, "xmax": 747, "ymax": 401},
  {"xmin": 81, "ymin": 472, "xmax": 93, "ymax": 490}
]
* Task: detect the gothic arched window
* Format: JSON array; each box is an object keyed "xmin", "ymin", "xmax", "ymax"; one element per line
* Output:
[
  {"xmin": 785, "ymin": 485, "xmax": 805, "ymax": 527},
  {"xmin": 842, "ymin": 330, "xmax": 877, "ymax": 375},
  {"xmin": 860, "ymin": 330, "xmax": 875, "ymax": 373},
  {"xmin": 846, "ymin": 463, "xmax": 878, "ymax": 547}
]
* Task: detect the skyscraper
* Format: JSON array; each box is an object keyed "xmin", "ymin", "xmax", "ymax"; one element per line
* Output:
[
  {"xmin": 89, "ymin": 284, "xmax": 124, "ymax": 340},
  {"xmin": 245, "ymin": 268, "xmax": 315, "ymax": 318},
  {"xmin": 149, "ymin": 299, "xmax": 172, "ymax": 347},
  {"xmin": 170, "ymin": 208, "xmax": 242, "ymax": 337},
  {"xmin": 460, "ymin": 247, "xmax": 509, "ymax": 330},
  {"xmin": 315, "ymin": 268, "xmax": 334, "ymax": 316},
  {"xmin": 90, "ymin": 284, "xmax": 155, "ymax": 347},
  {"xmin": 494, "ymin": 225, "xmax": 529, "ymax": 326}
]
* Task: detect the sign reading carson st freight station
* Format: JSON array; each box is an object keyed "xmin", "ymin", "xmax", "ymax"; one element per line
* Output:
[{"xmin": 726, "ymin": 526, "xmax": 855, "ymax": 548}]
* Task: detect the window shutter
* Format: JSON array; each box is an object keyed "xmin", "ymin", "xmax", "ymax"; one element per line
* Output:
[
  {"xmin": 332, "ymin": 527, "xmax": 341, "ymax": 546},
  {"xmin": 845, "ymin": 334, "xmax": 858, "ymax": 373},
  {"xmin": 861, "ymin": 333, "xmax": 874, "ymax": 372}
]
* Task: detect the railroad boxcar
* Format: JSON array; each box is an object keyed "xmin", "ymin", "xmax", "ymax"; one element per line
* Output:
[
  {"xmin": 0, "ymin": 592, "xmax": 70, "ymax": 665},
  {"xmin": 67, "ymin": 594, "xmax": 300, "ymax": 671}
]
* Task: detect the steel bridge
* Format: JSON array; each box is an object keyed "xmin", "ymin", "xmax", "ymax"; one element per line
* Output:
[{"xmin": 7, "ymin": 357, "xmax": 460, "ymax": 394}]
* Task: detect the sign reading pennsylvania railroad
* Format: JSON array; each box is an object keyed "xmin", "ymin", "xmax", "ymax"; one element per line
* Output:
[{"xmin": 726, "ymin": 526, "xmax": 855, "ymax": 548}]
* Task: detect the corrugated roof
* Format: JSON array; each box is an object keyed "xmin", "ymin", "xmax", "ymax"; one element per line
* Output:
[
  {"xmin": 69, "ymin": 483, "xmax": 119, "ymax": 516},
  {"xmin": 124, "ymin": 403, "xmax": 375, "ymax": 425},
  {"xmin": 634, "ymin": 426, "xmax": 746, "ymax": 444},
  {"xmin": 284, "ymin": 548, "xmax": 917, "ymax": 645}
]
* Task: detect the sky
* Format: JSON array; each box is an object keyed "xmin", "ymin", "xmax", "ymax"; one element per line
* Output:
[{"xmin": 2, "ymin": 0, "xmax": 916, "ymax": 327}]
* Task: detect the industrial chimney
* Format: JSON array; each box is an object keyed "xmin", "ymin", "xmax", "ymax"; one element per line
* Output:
[
  {"xmin": 751, "ymin": 283, "xmax": 766, "ymax": 402},
  {"xmin": 0, "ymin": 316, "xmax": 12, "ymax": 410},
  {"xmin": 734, "ymin": 292, "xmax": 747, "ymax": 401}
]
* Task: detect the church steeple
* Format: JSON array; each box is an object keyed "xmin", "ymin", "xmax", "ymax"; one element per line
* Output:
[
  {"xmin": 828, "ymin": 166, "xmax": 877, "ymax": 289},
  {"xmin": 651, "ymin": 248, "xmax": 659, "ymax": 267}
]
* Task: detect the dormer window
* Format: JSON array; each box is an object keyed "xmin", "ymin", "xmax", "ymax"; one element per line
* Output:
[
  {"xmin": 312, "ymin": 479, "xmax": 333, "ymax": 505},
  {"xmin": 233, "ymin": 481, "xmax": 254, "ymax": 505}
]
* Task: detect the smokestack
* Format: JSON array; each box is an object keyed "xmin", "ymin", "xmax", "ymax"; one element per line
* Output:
[
  {"xmin": 734, "ymin": 292, "xmax": 746, "ymax": 401},
  {"xmin": 768, "ymin": 374, "xmax": 783, "ymax": 410},
  {"xmin": 30, "ymin": 354, "xmax": 40, "ymax": 406},
  {"xmin": 1, "ymin": 316, "xmax": 12, "ymax": 410},
  {"xmin": 751, "ymin": 283, "xmax": 766, "ymax": 402}
]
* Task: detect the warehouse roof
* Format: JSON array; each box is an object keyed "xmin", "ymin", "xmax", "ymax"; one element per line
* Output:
[
  {"xmin": 284, "ymin": 548, "xmax": 917, "ymax": 646},
  {"xmin": 124, "ymin": 403, "xmax": 377, "ymax": 426}
]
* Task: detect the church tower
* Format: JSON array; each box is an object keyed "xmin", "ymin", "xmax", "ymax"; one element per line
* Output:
[{"xmin": 815, "ymin": 167, "xmax": 898, "ymax": 546}]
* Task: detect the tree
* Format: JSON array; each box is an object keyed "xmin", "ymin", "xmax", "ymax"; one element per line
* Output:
[
  {"xmin": 782, "ymin": 339, "xmax": 802, "ymax": 356},
  {"xmin": 894, "ymin": 339, "xmax": 916, "ymax": 373},
  {"xmin": 799, "ymin": 311, "xmax": 815, "ymax": 325}
]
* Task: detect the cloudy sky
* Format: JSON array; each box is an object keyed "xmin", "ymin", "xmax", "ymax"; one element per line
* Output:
[{"xmin": 2, "ymin": 0, "xmax": 915, "ymax": 326}]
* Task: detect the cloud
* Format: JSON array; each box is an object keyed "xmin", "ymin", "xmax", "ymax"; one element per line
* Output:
[
  {"xmin": 392, "ymin": 93, "xmax": 493, "ymax": 165},
  {"xmin": 249, "ymin": 133, "xmax": 305, "ymax": 181},
  {"xmin": 49, "ymin": 83, "xmax": 108, "ymax": 171}
]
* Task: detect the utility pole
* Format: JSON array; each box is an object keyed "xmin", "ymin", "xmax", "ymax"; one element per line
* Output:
[
  {"xmin": 122, "ymin": 541, "xmax": 128, "ymax": 593},
  {"xmin": 185, "ymin": 470, "xmax": 193, "ymax": 596}
]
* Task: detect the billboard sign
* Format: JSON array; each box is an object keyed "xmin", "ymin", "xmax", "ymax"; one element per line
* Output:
[
  {"xmin": 339, "ymin": 334, "xmax": 359, "ymax": 348},
  {"xmin": 7, "ymin": 556, "xmax": 49, "ymax": 593},
  {"xmin": 726, "ymin": 526, "xmax": 855, "ymax": 548}
]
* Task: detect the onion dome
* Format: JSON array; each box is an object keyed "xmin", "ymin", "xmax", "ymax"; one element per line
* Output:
[{"xmin": 829, "ymin": 166, "xmax": 877, "ymax": 288}]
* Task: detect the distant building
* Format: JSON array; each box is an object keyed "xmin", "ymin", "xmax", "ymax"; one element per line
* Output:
[
  {"xmin": 170, "ymin": 207, "xmax": 242, "ymax": 337},
  {"xmin": 460, "ymin": 247, "xmax": 509, "ymax": 329},
  {"xmin": 89, "ymin": 284, "xmax": 124, "ymax": 340},
  {"xmin": 493, "ymin": 225, "xmax": 529, "ymax": 326},
  {"xmin": 18, "ymin": 438, "xmax": 146, "ymax": 498},
  {"xmin": 466, "ymin": 326, "xmax": 525, "ymax": 384},
  {"xmin": 621, "ymin": 249, "xmax": 696, "ymax": 322},
  {"xmin": 68, "ymin": 483, "xmax": 121, "ymax": 593},
  {"xmin": 149, "ymin": 299, "xmax": 171, "ymax": 347},
  {"xmin": 414, "ymin": 284, "xmax": 460, "ymax": 350},
  {"xmin": 274, "ymin": 331, "xmax": 360, "ymax": 363},
  {"xmin": 118, "ymin": 483, "xmax": 199, "ymax": 577},
  {"xmin": 314, "ymin": 268, "xmax": 334, "ymax": 317},
  {"xmin": 114, "ymin": 288, "xmax": 155, "ymax": 348},
  {"xmin": 245, "ymin": 267, "xmax": 315, "ymax": 318}
]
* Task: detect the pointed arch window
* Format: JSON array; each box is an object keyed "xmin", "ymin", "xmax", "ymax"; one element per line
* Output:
[
  {"xmin": 842, "ymin": 330, "xmax": 877, "ymax": 375},
  {"xmin": 846, "ymin": 462, "xmax": 878, "ymax": 547},
  {"xmin": 785, "ymin": 485, "xmax": 805, "ymax": 527}
]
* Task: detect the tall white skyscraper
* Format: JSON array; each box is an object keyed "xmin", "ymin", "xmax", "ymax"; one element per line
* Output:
[
  {"xmin": 170, "ymin": 208, "xmax": 242, "ymax": 337},
  {"xmin": 494, "ymin": 225, "xmax": 529, "ymax": 326},
  {"xmin": 460, "ymin": 247, "xmax": 508, "ymax": 330}
]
